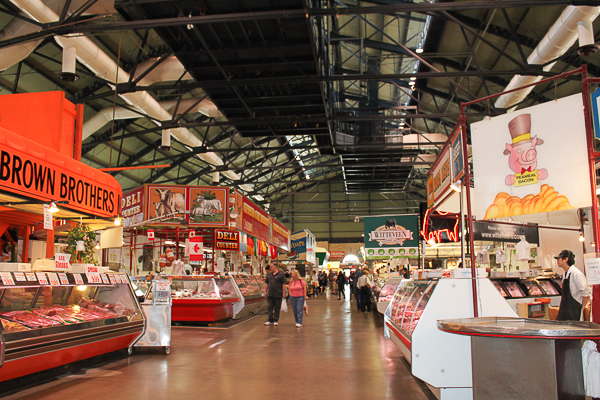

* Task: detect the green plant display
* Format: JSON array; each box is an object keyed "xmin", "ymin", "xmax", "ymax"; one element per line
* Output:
[{"xmin": 65, "ymin": 224, "xmax": 98, "ymax": 264}]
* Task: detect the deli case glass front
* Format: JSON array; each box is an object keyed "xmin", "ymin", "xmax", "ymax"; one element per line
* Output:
[
  {"xmin": 170, "ymin": 275, "xmax": 242, "ymax": 322},
  {"xmin": 231, "ymin": 275, "xmax": 267, "ymax": 319},
  {"xmin": 0, "ymin": 271, "xmax": 144, "ymax": 383},
  {"xmin": 490, "ymin": 277, "xmax": 563, "ymax": 311}
]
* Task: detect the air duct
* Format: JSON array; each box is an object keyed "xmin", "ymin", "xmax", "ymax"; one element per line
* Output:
[
  {"xmin": 58, "ymin": 46, "xmax": 79, "ymax": 82},
  {"xmin": 494, "ymin": 6, "xmax": 600, "ymax": 110},
  {"xmin": 8, "ymin": 0, "xmax": 250, "ymax": 191}
]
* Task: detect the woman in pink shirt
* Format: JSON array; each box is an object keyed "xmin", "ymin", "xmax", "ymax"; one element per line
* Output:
[{"xmin": 288, "ymin": 270, "xmax": 308, "ymax": 327}]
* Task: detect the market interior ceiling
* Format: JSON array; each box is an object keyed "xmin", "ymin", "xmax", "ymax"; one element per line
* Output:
[{"xmin": 0, "ymin": 0, "xmax": 599, "ymax": 241}]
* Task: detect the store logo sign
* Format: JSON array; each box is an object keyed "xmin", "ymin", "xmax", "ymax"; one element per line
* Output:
[{"xmin": 368, "ymin": 219, "xmax": 413, "ymax": 246}]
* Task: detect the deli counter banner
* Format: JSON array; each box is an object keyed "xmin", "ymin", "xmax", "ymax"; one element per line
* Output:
[
  {"xmin": 364, "ymin": 215, "xmax": 419, "ymax": 259},
  {"xmin": 471, "ymin": 94, "xmax": 592, "ymax": 220}
]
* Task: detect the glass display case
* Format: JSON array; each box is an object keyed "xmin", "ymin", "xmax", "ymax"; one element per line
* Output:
[
  {"xmin": 169, "ymin": 275, "xmax": 242, "ymax": 322},
  {"xmin": 231, "ymin": 275, "xmax": 267, "ymax": 320},
  {"xmin": 376, "ymin": 277, "xmax": 405, "ymax": 314},
  {"xmin": 538, "ymin": 279, "xmax": 560, "ymax": 296},
  {"xmin": 502, "ymin": 281, "xmax": 526, "ymax": 298},
  {"xmin": 233, "ymin": 276, "xmax": 263, "ymax": 299},
  {"xmin": 521, "ymin": 280, "xmax": 545, "ymax": 296},
  {"xmin": 0, "ymin": 271, "xmax": 144, "ymax": 383},
  {"xmin": 388, "ymin": 280, "xmax": 437, "ymax": 340},
  {"xmin": 492, "ymin": 280, "xmax": 509, "ymax": 298},
  {"xmin": 490, "ymin": 277, "xmax": 563, "ymax": 312}
]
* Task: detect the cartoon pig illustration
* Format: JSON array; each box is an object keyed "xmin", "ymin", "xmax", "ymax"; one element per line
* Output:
[{"xmin": 503, "ymin": 114, "xmax": 548, "ymax": 186}]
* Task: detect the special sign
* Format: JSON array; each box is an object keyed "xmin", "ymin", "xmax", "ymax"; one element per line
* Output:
[
  {"xmin": 215, "ymin": 230, "xmax": 240, "ymax": 251},
  {"xmin": 0, "ymin": 127, "xmax": 122, "ymax": 217}
]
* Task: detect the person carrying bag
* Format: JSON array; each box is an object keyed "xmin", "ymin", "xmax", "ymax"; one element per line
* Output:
[{"xmin": 288, "ymin": 270, "xmax": 308, "ymax": 327}]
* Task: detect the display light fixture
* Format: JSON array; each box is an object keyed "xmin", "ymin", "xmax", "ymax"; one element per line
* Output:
[
  {"xmin": 48, "ymin": 202, "xmax": 59, "ymax": 213},
  {"xmin": 94, "ymin": 241, "xmax": 100, "ymax": 250},
  {"xmin": 416, "ymin": 48, "xmax": 424, "ymax": 53},
  {"xmin": 354, "ymin": 216, "xmax": 360, "ymax": 223},
  {"xmin": 579, "ymin": 233, "xmax": 586, "ymax": 242},
  {"xmin": 450, "ymin": 180, "xmax": 462, "ymax": 193},
  {"xmin": 426, "ymin": 238, "xmax": 436, "ymax": 246},
  {"xmin": 114, "ymin": 217, "xmax": 121, "ymax": 226}
]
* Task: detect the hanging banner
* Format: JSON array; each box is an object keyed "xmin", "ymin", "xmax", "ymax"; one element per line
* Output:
[
  {"xmin": 215, "ymin": 230, "xmax": 240, "ymax": 251},
  {"xmin": 241, "ymin": 197, "xmax": 270, "ymax": 242},
  {"xmin": 271, "ymin": 219, "xmax": 290, "ymax": 251},
  {"xmin": 122, "ymin": 187, "xmax": 144, "ymax": 228},
  {"xmin": 364, "ymin": 215, "xmax": 419, "ymax": 259},
  {"xmin": 451, "ymin": 128, "xmax": 464, "ymax": 183},
  {"xmin": 147, "ymin": 230, "xmax": 154, "ymax": 241},
  {"xmin": 43, "ymin": 204, "xmax": 53, "ymax": 230},
  {"xmin": 188, "ymin": 236, "xmax": 203, "ymax": 262},
  {"xmin": 330, "ymin": 251, "xmax": 345, "ymax": 260},
  {"xmin": 471, "ymin": 94, "xmax": 592, "ymax": 220},
  {"xmin": 471, "ymin": 221, "xmax": 539, "ymax": 244},
  {"xmin": 426, "ymin": 146, "xmax": 451, "ymax": 208}
]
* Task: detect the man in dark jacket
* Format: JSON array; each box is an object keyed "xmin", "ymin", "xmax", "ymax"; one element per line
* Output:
[
  {"xmin": 265, "ymin": 262, "xmax": 287, "ymax": 326},
  {"xmin": 337, "ymin": 271, "xmax": 347, "ymax": 300},
  {"xmin": 353, "ymin": 267, "xmax": 363, "ymax": 311}
]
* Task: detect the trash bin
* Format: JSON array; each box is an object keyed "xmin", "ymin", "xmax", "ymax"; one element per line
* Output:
[{"xmin": 438, "ymin": 317, "xmax": 600, "ymax": 400}]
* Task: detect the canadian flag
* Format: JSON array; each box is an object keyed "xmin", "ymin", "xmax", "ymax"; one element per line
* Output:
[
  {"xmin": 188, "ymin": 236, "xmax": 203, "ymax": 262},
  {"xmin": 147, "ymin": 230, "xmax": 154, "ymax": 241},
  {"xmin": 189, "ymin": 230, "xmax": 195, "ymax": 238}
]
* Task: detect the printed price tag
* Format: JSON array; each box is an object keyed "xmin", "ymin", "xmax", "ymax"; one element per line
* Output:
[
  {"xmin": 54, "ymin": 253, "xmax": 71, "ymax": 270},
  {"xmin": 73, "ymin": 274, "xmax": 84, "ymax": 285},
  {"xmin": 25, "ymin": 272, "xmax": 37, "ymax": 281},
  {"xmin": 120, "ymin": 275, "xmax": 129, "ymax": 284},
  {"xmin": 36, "ymin": 272, "xmax": 48, "ymax": 285},
  {"xmin": 85, "ymin": 273, "xmax": 101, "ymax": 284},
  {"xmin": 108, "ymin": 275, "xmax": 117, "ymax": 285},
  {"xmin": 47, "ymin": 273, "xmax": 60, "ymax": 286},
  {"xmin": 58, "ymin": 273, "xmax": 69, "ymax": 285},
  {"xmin": 155, "ymin": 280, "xmax": 170, "ymax": 292},
  {"xmin": 14, "ymin": 272, "xmax": 26, "ymax": 282},
  {"xmin": 0, "ymin": 272, "xmax": 15, "ymax": 285},
  {"xmin": 101, "ymin": 274, "xmax": 109, "ymax": 284}
]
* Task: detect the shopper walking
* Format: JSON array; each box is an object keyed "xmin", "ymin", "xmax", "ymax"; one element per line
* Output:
[
  {"xmin": 357, "ymin": 268, "xmax": 373, "ymax": 312},
  {"xmin": 288, "ymin": 270, "xmax": 308, "ymax": 327},
  {"xmin": 554, "ymin": 250, "xmax": 591, "ymax": 321},
  {"xmin": 328, "ymin": 270, "xmax": 336, "ymax": 295},
  {"xmin": 337, "ymin": 270, "xmax": 347, "ymax": 300},
  {"xmin": 311, "ymin": 270, "xmax": 319, "ymax": 297},
  {"xmin": 265, "ymin": 262, "xmax": 287, "ymax": 326},
  {"xmin": 353, "ymin": 267, "xmax": 363, "ymax": 311},
  {"xmin": 319, "ymin": 272, "xmax": 327, "ymax": 294}
]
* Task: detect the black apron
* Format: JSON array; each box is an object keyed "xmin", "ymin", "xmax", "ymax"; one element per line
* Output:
[{"xmin": 556, "ymin": 271, "xmax": 581, "ymax": 321}]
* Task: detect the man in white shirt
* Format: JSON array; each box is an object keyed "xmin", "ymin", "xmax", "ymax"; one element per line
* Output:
[
  {"xmin": 554, "ymin": 249, "xmax": 591, "ymax": 321},
  {"xmin": 356, "ymin": 268, "xmax": 373, "ymax": 312}
]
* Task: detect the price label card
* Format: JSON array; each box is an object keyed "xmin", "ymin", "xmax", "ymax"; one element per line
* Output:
[
  {"xmin": 85, "ymin": 273, "xmax": 101, "ymax": 284},
  {"xmin": 73, "ymin": 274, "xmax": 84, "ymax": 285},
  {"xmin": 108, "ymin": 275, "xmax": 117, "ymax": 285},
  {"xmin": 58, "ymin": 273, "xmax": 69, "ymax": 285},
  {"xmin": 14, "ymin": 272, "xmax": 26, "ymax": 282},
  {"xmin": 47, "ymin": 273, "xmax": 60, "ymax": 286},
  {"xmin": 155, "ymin": 280, "xmax": 170, "ymax": 292},
  {"xmin": 0, "ymin": 272, "xmax": 15, "ymax": 286},
  {"xmin": 36, "ymin": 272, "xmax": 48, "ymax": 285},
  {"xmin": 25, "ymin": 272, "xmax": 37, "ymax": 281},
  {"xmin": 54, "ymin": 253, "xmax": 71, "ymax": 270},
  {"xmin": 101, "ymin": 274, "xmax": 109, "ymax": 284},
  {"xmin": 120, "ymin": 275, "xmax": 129, "ymax": 284}
]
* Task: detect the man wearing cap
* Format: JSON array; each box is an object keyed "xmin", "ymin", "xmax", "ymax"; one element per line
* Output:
[{"xmin": 554, "ymin": 249, "xmax": 591, "ymax": 321}]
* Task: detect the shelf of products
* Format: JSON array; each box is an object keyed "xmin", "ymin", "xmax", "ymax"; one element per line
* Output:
[
  {"xmin": 490, "ymin": 277, "xmax": 562, "ymax": 312},
  {"xmin": 0, "ymin": 271, "xmax": 144, "ymax": 383},
  {"xmin": 376, "ymin": 277, "xmax": 406, "ymax": 314}
]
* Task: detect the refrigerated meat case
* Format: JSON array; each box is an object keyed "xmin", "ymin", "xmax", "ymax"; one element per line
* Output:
[
  {"xmin": 384, "ymin": 278, "xmax": 517, "ymax": 400},
  {"xmin": 376, "ymin": 277, "xmax": 406, "ymax": 314},
  {"xmin": 169, "ymin": 274, "xmax": 267, "ymax": 323},
  {"xmin": 231, "ymin": 275, "xmax": 267, "ymax": 320},
  {"xmin": 490, "ymin": 277, "xmax": 562, "ymax": 312},
  {"xmin": 0, "ymin": 271, "xmax": 144, "ymax": 382}
]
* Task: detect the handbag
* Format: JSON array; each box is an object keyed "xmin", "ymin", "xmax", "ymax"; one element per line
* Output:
[
  {"xmin": 281, "ymin": 299, "xmax": 288, "ymax": 313},
  {"xmin": 303, "ymin": 299, "xmax": 309, "ymax": 316}
]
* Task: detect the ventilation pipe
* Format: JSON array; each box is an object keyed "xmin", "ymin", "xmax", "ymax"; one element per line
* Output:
[
  {"xmin": 8, "ymin": 0, "xmax": 250, "ymax": 191},
  {"xmin": 577, "ymin": 20, "xmax": 599, "ymax": 55},
  {"xmin": 82, "ymin": 99, "xmax": 221, "ymax": 139},
  {"xmin": 0, "ymin": 0, "xmax": 116, "ymax": 72},
  {"xmin": 58, "ymin": 46, "xmax": 78, "ymax": 82},
  {"xmin": 494, "ymin": 6, "xmax": 600, "ymax": 110},
  {"xmin": 161, "ymin": 130, "xmax": 171, "ymax": 150}
]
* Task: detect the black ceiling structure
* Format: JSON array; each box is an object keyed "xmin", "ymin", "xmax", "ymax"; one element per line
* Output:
[{"xmin": 0, "ymin": 0, "xmax": 598, "ymax": 241}]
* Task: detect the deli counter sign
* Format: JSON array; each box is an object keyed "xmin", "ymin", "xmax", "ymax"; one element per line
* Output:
[
  {"xmin": 215, "ymin": 230, "xmax": 239, "ymax": 251},
  {"xmin": 364, "ymin": 215, "xmax": 419, "ymax": 259}
]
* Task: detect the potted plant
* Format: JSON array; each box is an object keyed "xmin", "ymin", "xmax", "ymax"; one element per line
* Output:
[{"xmin": 65, "ymin": 224, "xmax": 98, "ymax": 265}]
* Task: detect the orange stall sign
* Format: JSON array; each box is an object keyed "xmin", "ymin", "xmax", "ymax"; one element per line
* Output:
[{"xmin": 0, "ymin": 127, "xmax": 122, "ymax": 218}]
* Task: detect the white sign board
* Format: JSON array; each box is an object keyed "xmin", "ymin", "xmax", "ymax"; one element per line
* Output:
[
  {"xmin": 55, "ymin": 253, "xmax": 71, "ymax": 270},
  {"xmin": 584, "ymin": 254, "xmax": 600, "ymax": 286},
  {"xmin": 43, "ymin": 204, "xmax": 53, "ymax": 230},
  {"xmin": 471, "ymin": 94, "xmax": 592, "ymax": 220}
]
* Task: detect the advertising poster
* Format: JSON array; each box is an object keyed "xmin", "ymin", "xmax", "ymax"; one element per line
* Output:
[
  {"xmin": 451, "ymin": 128, "xmax": 464, "ymax": 183},
  {"xmin": 271, "ymin": 219, "xmax": 290, "ymax": 251},
  {"xmin": 471, "ymin": 94, "xmax": 592, "ymax": 220},
  {"xmin": 241, "ymin": 197, "xmax": 270, "ymax": 242},
  {"xmin": 364, "ymin": 215, "xmax": 419, "ymax": 259},
  {"xmin": 189, "ymin": 187, "xmax": 228, "ymax": 227},
  {"xmin": 122, "ymin": 186, "xmax": 144, "ymax": 228},
  {"xmin": 147, "ymin": 185, "xmax": 187, "ymax": 224}
]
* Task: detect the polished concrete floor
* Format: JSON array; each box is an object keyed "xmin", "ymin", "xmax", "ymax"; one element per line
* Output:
[{"xmin": 3, "ymin": 290, "xmax": 436, "ymax": 400}]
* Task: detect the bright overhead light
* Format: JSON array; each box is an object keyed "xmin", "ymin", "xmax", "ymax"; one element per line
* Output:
[
  {"xmin": 410, "ymin": 77, "xmax": 416, "ymax": 81},
  {"xmin": 426, "ymin": 238, "xmax": 436, "ymax": 246},
  {"xmin": 94, "ymin": 242, "xmax": 100, "ymax": 250},
  {"xmin": 579, "ymin": 233, "xmax": 586, "ymax": 242},
  {"xmin": 114, "ymin": 217, "xmax": 121, "ymax": 226},
  {"xmin": 450, "ymin": 180, "xmax": 462, "ymax": 193},
  {"xmin": 416, "ymin": 48, "xmax": 424, "ymax": 53},
  {"xmin": 48, "ymin": 202, "xmax": 59, "ymax": 213}
]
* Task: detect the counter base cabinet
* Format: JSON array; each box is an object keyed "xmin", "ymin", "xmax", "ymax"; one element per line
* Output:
[
  {"xmin": 172, "ymin": 299, "xmax": 235, "ymax": 322},
  {"xmin": 385, "ymin": 279, "xmax": 517, "ymax": 400}
]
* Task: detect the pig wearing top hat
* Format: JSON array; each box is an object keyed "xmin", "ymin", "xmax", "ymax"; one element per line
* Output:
[{"xmin": 504, "ymin": 114, "xmax": 548, "ymax": 186}]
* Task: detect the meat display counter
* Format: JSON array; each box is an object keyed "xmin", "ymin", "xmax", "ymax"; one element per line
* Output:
[
  {"xmin": 490, "ymin": 277, "xmax": 562, "ymax": 312},
  {"xmin": 231, "ymin": 275, "xmax": 267, "ymax": 320},
  {"xmin": 170, "ymin": 275, "xmax": 243, "ymax": 322},
  {"xmin": 384, "ymin": 278, "xmax": 517, "ymax": 400},
  {"xmin": 376, "ymin": 277, "xmax": 406, "ymax": 314},
  {"xmin": 0, "ymin": 270, "xmax": 144, "ymax": 382}
]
